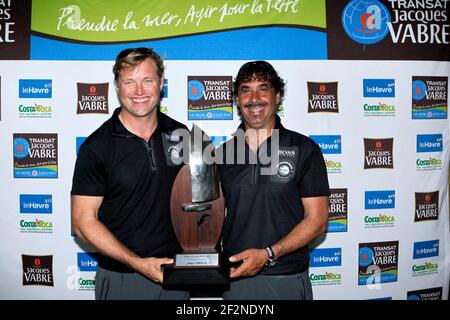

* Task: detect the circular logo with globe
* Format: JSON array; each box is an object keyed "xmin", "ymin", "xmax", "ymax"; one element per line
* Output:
[
  {"xmin": 412, "ymin": 80, "xmax": 427, "ymax": 101},
  {"xmin": 188, "ymin": 80, "xmax": 204, "ymax": 101},
  {"xmin": 13, "ymin": 137, "xmax": 30, "ymax": 158},
  {"xmin": 359, "ymin": 246, "xmax": 374, "ymax": 267},
  {"xmin": 342, "ymin": 0, "xmax": 391, "ymax": 45}
]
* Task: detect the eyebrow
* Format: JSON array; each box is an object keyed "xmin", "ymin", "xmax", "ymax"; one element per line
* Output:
[
  {"xmin": 239, "ymin": 82, "xmax": 270, "ymax": 89},
  {"xmin": 120, "ymin": 76, "xmax": 157, "ymax": 81}
]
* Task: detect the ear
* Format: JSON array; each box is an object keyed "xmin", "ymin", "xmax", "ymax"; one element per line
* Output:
[
  {"xmin": 115, "ymin": 81, "xmax": 119, "ymax": 93},
  {"xmin": 276, "ymin": 92, "xmax": 281, "ymax": 105},
  {"xmin": 233, "ymin": 95, "xmax": 239, "ymax": 105},
  {"xmin": 160, "ymin": 77, "xmax": 165, "ymax": 91}
]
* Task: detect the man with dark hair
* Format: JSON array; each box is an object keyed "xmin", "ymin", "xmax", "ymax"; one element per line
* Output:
[
  {"xmin": 71, "ymin": 48, "xmax": 189, "ymax": 300},
  {"xmin": 218, "ymin": 60, "xmax": 330, "ymax": 299}
]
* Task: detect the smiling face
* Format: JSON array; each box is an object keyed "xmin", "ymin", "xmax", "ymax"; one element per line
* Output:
[
  {"xmin": 237, "ymin": 78, "xmax": 281, "ymax": 130},
  {"xmin": 116, "ymin": 57, "xmax": 164, "ymax": 119}
]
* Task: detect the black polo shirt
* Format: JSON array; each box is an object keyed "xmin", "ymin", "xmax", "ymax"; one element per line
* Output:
[
  {"xmin": 71, "ymin": 107, "xmax": 188, "ymax": 270},
  {"xmin": 218, "ymin": 116, "xmax": 330, "ymax": 275}
]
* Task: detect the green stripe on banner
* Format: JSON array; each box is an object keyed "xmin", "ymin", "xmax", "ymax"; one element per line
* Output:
[{"xmin": 31, "ymin": 0, "xmax": 325, "ymax": 43}]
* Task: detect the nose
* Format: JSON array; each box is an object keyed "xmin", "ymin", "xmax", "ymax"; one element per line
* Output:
[
  {"xmin": 135, "ymin": 82, "xmax": 144, "ymax": 95},
  {"xmin": 249, "ymin": 89, "xmax": 260, "ymax": 102}
]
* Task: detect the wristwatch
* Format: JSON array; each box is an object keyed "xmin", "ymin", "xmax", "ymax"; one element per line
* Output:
[{"xmin": 264, "ymin": 246, "xmax": 278, "ymax": 267}]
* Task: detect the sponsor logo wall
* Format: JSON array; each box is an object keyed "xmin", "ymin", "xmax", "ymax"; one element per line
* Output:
[{"xmin": 0, "ymin": 0, "xmax": 448, "ymax": 300}]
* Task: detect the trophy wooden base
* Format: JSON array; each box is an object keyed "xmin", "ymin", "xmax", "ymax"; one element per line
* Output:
[
  {"xmin": 162, "ymin": 253, "xmax": 230, "ymax": 291},
  {"xmin": 166, "ymin": 159, "xmax": 229, "ymax": 292}
]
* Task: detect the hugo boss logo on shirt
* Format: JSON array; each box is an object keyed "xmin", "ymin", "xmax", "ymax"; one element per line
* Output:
[
  {"xmin": 271, "ymin": 147, "xmax": 298, "ymax": 182},
  {"xmin": 278, "ymin": 148, "xmax": 296, "ymax": 158}
]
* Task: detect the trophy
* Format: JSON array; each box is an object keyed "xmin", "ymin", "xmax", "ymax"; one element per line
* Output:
[{"xmin": 163, "ymin": 124, "xmax": 229, "ymax": 289}]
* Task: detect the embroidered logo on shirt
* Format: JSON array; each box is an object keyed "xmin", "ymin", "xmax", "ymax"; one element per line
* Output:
[
  {"xmin": 271, "ymin": 147, "xmax": 297, "ymax": 182},
  {"xmin": 162, "ymin": 131, "xmax": 185, "ymax": 166},
  {"xmin": 168, "ymin": 145, "xmax": 182, "ymax": 163},
  {"xmin": 165, "ymin": 133, "xmax": 181, "ymax": 142},
  {"xmin": 276, "ymin": 161, "xmax": 294, "ymax": 179}
]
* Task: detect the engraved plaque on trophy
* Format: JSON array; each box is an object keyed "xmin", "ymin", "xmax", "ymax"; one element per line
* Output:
[{"xmin": 163, "ymin": 124, "xmax": 229, "ymax": 289}]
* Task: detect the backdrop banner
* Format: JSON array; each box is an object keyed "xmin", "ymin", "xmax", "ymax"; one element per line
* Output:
[{"xmin": 0, "ymin": 0, "xmax": 448, "ymax": 300}]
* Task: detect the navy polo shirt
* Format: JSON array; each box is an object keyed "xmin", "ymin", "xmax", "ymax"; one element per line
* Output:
[
  {"xmin": 71, "ymin": 107, "xmax": 188, "ymax": 268},
  {"xmin": 218, "ymin": 116, "xmax": 330, "ymax": 275}
]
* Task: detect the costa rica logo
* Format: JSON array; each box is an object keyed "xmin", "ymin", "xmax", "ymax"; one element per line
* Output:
[{"xmin": 342, "ymin": 0, "xmax": 391, "ymax": 45}]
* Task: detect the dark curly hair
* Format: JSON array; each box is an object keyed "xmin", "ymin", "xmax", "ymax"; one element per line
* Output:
[{"xmin": 233, "ymin": 60, "xmax": 286, "ymax": 106}]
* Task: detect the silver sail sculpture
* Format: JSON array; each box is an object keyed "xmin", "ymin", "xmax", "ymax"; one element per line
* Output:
[{"xmin": 189, "ymin": 123, "xmax": 219, "ymax": 203}]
